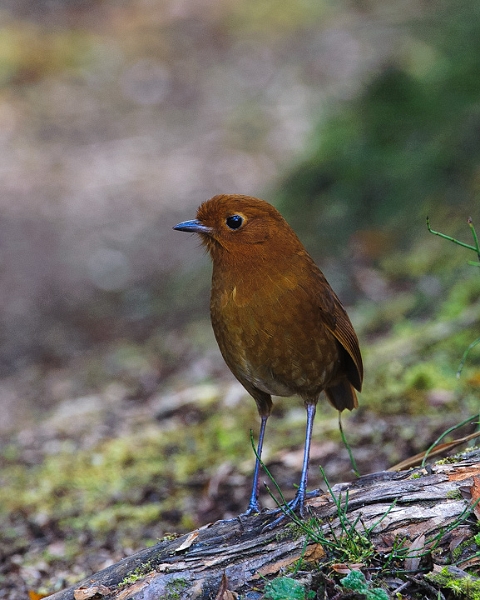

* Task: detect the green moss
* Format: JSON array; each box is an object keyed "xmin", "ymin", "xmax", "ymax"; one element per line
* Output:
[
  {"xmin": 446, "ymin": 489, "xmax": 463, "ymax": 499},
  {"xmin": 0, "ymin": 396, "xmax": 258, "ymax": 545},
  {"xmin": 120, "ymin": 561, "xmax": 154, "ymax": 587},
  {"xmin": 451, "ymin": 534, "xmax": 479, "ymax": 561},
  {"xmin": 427, "ymin": 567, "xmax": 480, "ymax": 599},
  {"xmin": 436, "ymin": 455, "xmax": 466, "ymax": 466},
  {"xmin": 160, "ymin": 533, "xmax": 180, "ymax": 542},
  {"xmin": 165, "ymin": 577, "xmax": 189, "ymax": 599}
]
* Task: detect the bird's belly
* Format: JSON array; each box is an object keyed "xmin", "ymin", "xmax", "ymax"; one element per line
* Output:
[
  {"xmin": 244, "ymin": 368, "xmax": 296, "ymax": 397},
  {"xmin": 222, "ymin": 327, "xmax": 340, "ymax": 398},
  {"xmin": 245, "ymin": 353, "xmax": 336, "ymax": 397}
]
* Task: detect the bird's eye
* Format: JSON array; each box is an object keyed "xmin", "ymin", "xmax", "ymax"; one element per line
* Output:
[{"xmin": 225, "ymin": 215, "xmax": 244, "ymax": 230}]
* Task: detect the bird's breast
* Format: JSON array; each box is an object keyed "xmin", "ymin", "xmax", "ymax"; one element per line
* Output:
[{"xmin": 210, "ymin": 271, "xmax": 341, "ymax": 398}]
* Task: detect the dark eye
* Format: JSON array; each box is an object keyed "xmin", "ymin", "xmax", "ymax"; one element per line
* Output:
[{"xmin": 226, "ymin": 215, "xmax": 244, "ymax": 230}]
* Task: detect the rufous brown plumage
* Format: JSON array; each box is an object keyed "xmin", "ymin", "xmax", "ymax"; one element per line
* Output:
[{"xmin": 174, "ymin": 194, "xmax": 363, "ymax": 517}]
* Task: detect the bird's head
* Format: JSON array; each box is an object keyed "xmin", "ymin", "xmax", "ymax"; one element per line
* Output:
[{"xmin": 173, "ymin": 194, "xmax": 300, "ymax": 260}]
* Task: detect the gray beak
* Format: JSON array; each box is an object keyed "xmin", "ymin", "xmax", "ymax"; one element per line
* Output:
[{"xmin": 173, "ymin": 219, "xmax": 212, "ymax": 234}]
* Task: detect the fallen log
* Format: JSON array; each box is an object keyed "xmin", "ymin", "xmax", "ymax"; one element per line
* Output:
[{"xmin": 49, "ymin": 449, "xmax": 480, "ymax": 600}]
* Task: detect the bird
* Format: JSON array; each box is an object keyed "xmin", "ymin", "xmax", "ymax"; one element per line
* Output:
[{"xmin": 173, "ymin": 194, "xmax": 363, "ymax": 518}]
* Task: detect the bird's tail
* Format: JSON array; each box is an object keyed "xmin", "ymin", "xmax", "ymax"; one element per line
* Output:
[{"xmin": 325, "ymin": 380, "xmax": 358, "ymax": 411}]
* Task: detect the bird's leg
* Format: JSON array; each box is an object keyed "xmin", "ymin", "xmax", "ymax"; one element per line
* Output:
[
  {"xmin": 241, "ymin": 414, "xmax": 268, "ymax": 515},
  {"xmin": 287, "ymin": 402, "xmax": 316, "ymax": 516},
  {"xmin": 262, "ymin": 402, "xmax": 317, "ymax": 530}
]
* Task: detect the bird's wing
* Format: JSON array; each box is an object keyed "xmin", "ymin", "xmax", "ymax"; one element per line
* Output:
[
  {"xmin": 313, "ymin": 272, "xmax": 363, "ymax": 392},
  {"xmin": 331, "ymin": 304, "xmax": 363, "ymax": 391}
]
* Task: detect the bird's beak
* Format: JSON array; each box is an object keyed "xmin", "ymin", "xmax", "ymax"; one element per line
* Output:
[{"xmin": 173, "ymin": 219, "xmax": 212, "ymax": 234}]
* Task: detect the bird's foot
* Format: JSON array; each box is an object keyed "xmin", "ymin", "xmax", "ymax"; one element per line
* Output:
[
  {"xmin": 305, "ymin": 488, "xmax": 321, "ymax": 499},
  {"xmin": 262, "ymin": 490, "xmax": 307, "ymax": 531},
  {"xmin": 238, "ymin": 499, "xmax": 262, "ymax": 519}
]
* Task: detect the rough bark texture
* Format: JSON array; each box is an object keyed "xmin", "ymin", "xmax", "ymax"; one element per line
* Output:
[{"xmin": 50, "ymin": 450, "xmax": 480, "ymax": 600}]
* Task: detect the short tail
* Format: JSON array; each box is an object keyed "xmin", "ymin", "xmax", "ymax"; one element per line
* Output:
[{"xmin": 325, "ymin": 379, "xmax": 358, "ymax": 411}]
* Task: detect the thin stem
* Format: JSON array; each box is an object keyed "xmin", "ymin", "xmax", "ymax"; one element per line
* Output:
[
  {"xmin": 426, "ymin": 217, "xmax": 478, "ymax": 253},
  {"xmin": 468, "ymin": 216, "xmax": 480, "ymax": 261},
  {"xmin": 420, "ymin": 414, "xmax": 480, "ymax": 468},
  {"xmin": 457, "ymin": 336, "xmax": 480, "ymax": 377},
  {"xmin": 338, "ymin": 412, "xmax": 360, "ymax": 477}
]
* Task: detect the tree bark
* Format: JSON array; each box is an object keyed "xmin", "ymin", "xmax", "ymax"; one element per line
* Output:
[{"xmin": 49, "ymin": 449, "xmax": 480, "ymax": 600}]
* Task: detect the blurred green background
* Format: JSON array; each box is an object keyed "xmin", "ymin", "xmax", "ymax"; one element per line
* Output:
[{"xmin": 0, "ymin": 0, "xmax": 479, "ymax": 596}]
